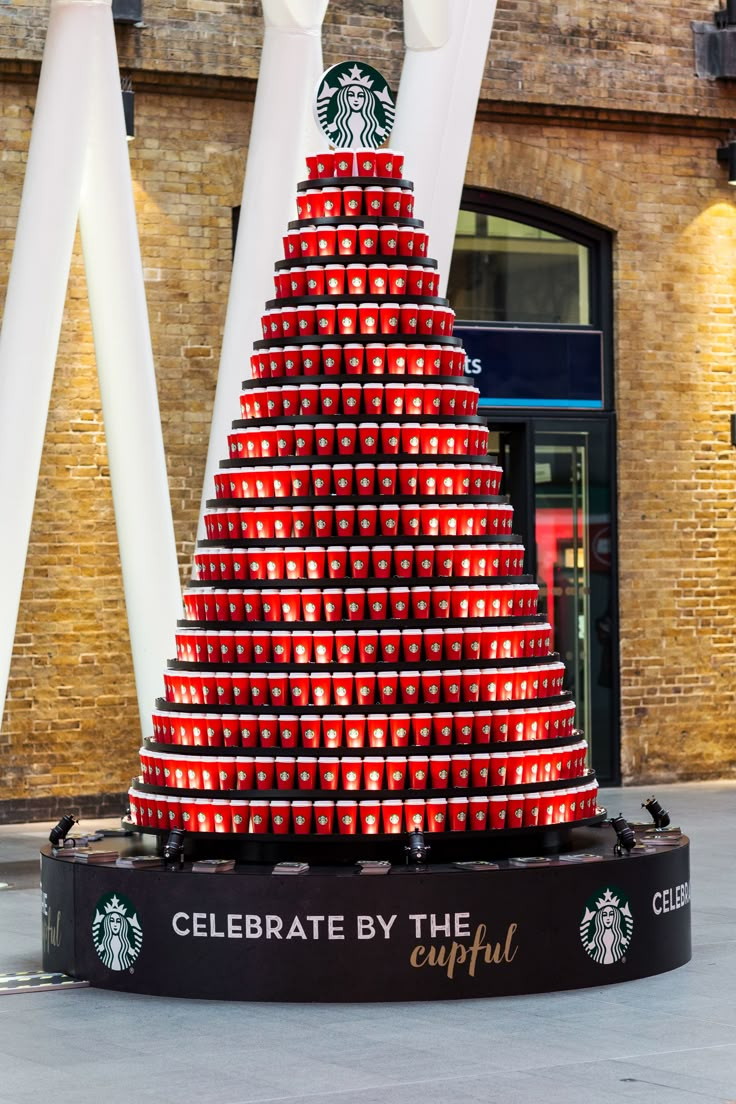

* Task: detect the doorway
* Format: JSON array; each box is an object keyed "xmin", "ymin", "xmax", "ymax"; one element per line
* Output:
[{"xmin": 488, "ymin": 417, "xmax": 619, "ymax": 785}]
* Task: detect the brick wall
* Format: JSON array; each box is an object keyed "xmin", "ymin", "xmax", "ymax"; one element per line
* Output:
[
  {"xmin": 468, "ymin": 119, "xmax": 736, "ymax": 782},
  {"xmin": 0, "ymin": 82, "xmax": 250, "ymax": 808},
  {"xmin": 1, "ymin": 2, "xmax": 736, "ymax": 810}
]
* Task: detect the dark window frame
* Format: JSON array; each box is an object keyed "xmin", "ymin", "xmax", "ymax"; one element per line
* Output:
[{"xmin": 455, "ymin": 188, "xmax": 615, "ymax": 410}]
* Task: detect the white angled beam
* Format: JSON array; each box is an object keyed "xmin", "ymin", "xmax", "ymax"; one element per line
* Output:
[
  {"xmin": 0, "ymin": 0, "xmax": 180, "ymax": 739},
  {"xmin": 392, "ymin": 0, "xmax": 498, "ymax": 293},
  {"xmin": 199, "ymin": 0, "xmax": 328, "ymax": 536},
  {"xmin": 0, "ymin": 0, "xmax": 98, "ymax": 731},
  {"xmin": 79, "ymin": 1, "xmax": 182, "ymax": 739}
]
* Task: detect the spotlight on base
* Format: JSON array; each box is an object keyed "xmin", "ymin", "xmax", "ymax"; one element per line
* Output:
[
  {"xmin": 49, "ymin": 814, "xmax": 78, "ymax": 847},
  {"xmin": 405, "ymin": 829, "xmax": 430, "ymax": 865},
  {"xmin": 642, "ymin": 795, "xmax": 670, "ymax": 830},
  {"xmin": 610, "ymin": 814, "xmax": 636, "ymax": 856},
  {"xmin": 163, "ymin": 828, "xmax": 186, "ymax": 867}
]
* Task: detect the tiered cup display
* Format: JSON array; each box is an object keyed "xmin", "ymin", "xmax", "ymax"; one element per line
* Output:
[{"xmin": 128, "ymin": 147, "xmax": 599, "ymax": 850}]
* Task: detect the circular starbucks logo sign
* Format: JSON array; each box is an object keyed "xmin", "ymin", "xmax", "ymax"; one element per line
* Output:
[
  {"xmin": 579, "ymin": 887, "xmax": 633, "ymax": 965},
  {"xmin": 92, "ymin": 893, "xmax": 143, "ymax": 971},
  {"xmin": 314, "ymin": 62, "xmax": 396, "ymax": 150}
]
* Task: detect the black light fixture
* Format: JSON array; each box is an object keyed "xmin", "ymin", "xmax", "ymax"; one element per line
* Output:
[
  {"xmin": 642, "ymin": 796, "xmax": 671, "ymax": 830},
  {"xmin": 121, "ymin": 76, "xmax": 134, "ymax": 142},
  {"xmin": 715, "ymin": 0, "xmax": 736, "ymax": 27},
  {"xmin": 716, "ymin": 139, "xmax": 736, "ymax": 183},
  {"xmin": 610, "ymin": 814, "xmax": 636, "ymax": 856},
  {"xmin": 112, "ymin": 0, "xmax": 143, "ymax": 25},
  {"xmin": 163, "ymin": 828, "xmax": 186, "ymax": 867},
  {"xmin": 49, "ymin": 814, "xmax": 78, "ymax": 847},
  {"xmin": 405, "ymin": 829, "xmax": 430, "ymax": 865}
]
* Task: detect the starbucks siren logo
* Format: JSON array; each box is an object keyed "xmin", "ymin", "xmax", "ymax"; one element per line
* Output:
[
  {"xmin": 579, "ymin": 886, "xmax": 633, "ymax": 965},
  {"xmin": 92, "ymin": 893, "xmax": 143, "ymax": 971},
  {"xmin": 314, "ymin": 62, "xmax": 395, "ymax": 150}
]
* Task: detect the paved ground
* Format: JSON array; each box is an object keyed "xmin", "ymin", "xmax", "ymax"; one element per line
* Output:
[{"xmin": 0, "ymin": 781, "xmax": 734, "ymax": 1104}]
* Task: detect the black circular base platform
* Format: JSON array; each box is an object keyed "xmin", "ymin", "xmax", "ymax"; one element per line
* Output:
[{"xmin": 41, "ymin": 823, "xmax": 691, "ymax": 1001}]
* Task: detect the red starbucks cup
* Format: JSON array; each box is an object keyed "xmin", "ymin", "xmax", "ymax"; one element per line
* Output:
[
  {"xmin": 382, "ymin": 800, "xmax": 403, "ymax": 834},
  {"xmin": 249, "ymin": 800, "xmax": 270, "ymax": 834},
  {"xmin": 332, "ymin": 671, "xmax": 354, "ymax": 706},
  {"xmin": 363, "ymin": 185, "xmax": 384, "ymax": 216},
  {"xmin": 270, "ymin": 802, "xmax": 291, "ymax": 834},
  {"xmin": 451, "ymin": 753, "xmax": 472, "ymax": 788},
  {"xmin": 379, "ymin": 303, "xmax": 401, "ymax": 334},
  {"xmin": 357, "ymin": 629, "xmax": 379, "ymax": 663},
  {"xmin": 404, "ymin": 797, "xmax": 426, "ymax": 831},
  {"xmin": 342, "ymin": 182, "xmax": 362, "ymax": 214},
  {"xmin": 367, "ymin": 714, "xmax": 388, "ymax": 747},
  {"xmin": 489, "ymin": 751, "xmax": 508, "ymax": 786},
  {"xmin": 379, "ymin": 223, "xmax": 399, "ymax": 254},
  {"xmin": 389, "ymin": 714, "xmax": 411, "ymax": 747},
  {"xmin": 325, "ymin": 264, "xmax": 346, "ymax": 295},
  {"xmin": 337, "ymin": 302, "xmax": 358, "ymax": 336},
  {"xmin": 275, "ymin": 757, "xmax": 297, "ymax": 789},
  {"xmin": 292, "ymin": 801, "xmax": 313, "ymax": 834},
  {"xmin": 448, "ymin": 797, "xmax": 469, "ymax": 832},
  {"xmin": 363, "ymin": 758, "xmax": 385, "ymax": 790},
  {"xmin": 523, "ymin": 793, "xmax": 541, "ymax": 828},
  {"xmin": 254, "ymin": 757, "xmax": 275, "ymax": 790},
  {"xmin": 337, "ymin": 223, "xmax": 358, "ymax": 254},
  {"xmin": 341, "ymin": 757, "xmax": 363, "ymax": 790},
  {"xmin": 355, "ymin": 671, "xmax": 377, "ymax": 706},
  {"xmin": 507, "ymin": 794, "xmax": 526, "ymax": 830},
  {"xmin": 412, "ymin": 714, "xmax": 433, "ymax": 747},
  {"xmin": 489, "ymin": 795, "xmax": 508, "ymax": 830},
  {"xmin": 385, "ymin": 756, "xmax": 407, "ymax": 790},
  {"xmin": 337, "ymin": 800, "xmax": 358, "ymax": 835},
  {"xmin": 425, "ymin": 797, "xmax": 447, "ymax": 833},
  {"xmin": 345, "ymin": 588, "xmax": 367, "ymax": 620},
  {"xmin": 296, "ymin": 756, "xmax": 317, "ymax": 788},
  {"xmin": 420, "ymin": 670, "xmax": 441, "ymax": 704},
  {"xmin": 359, "ymin": 224, "xmax": 379, "ymax": 255},
  {"xmin": 432, "ymin": 712, "xmax": 454, "ymax": 745},
  {"xmin": 279, "ymin": 715, "xmax": 299, "ymax": 749},
  {"xmin": 428, "ymin": 754, "xmax": 450, "ymax": 789},
  {"xmin": 356, "ymin": 503, "xmax": 378, "ymax": 536},
  {"xmin": 399, "ymin": 669, "xmax": 420, "ymax": 703},
  {"xmin": 368, "ymin": 263, "xmax": 388, "ymax": 294},
  {"xmin": 345, "ymin": 715, "xmax": 366, "ymax": 748},
  {"xmin": 314, "ymin": 801, "xmax": 335, "ymax": 834},
  {"xmin": 468, "ymin": 795, "xmax": 488, "ymax": 832},
  {"xmin": 359, "ymin": 800, "xmax": 381, "ymax": 835},
  {"xmin": 404, "ymin": 755, "xmax": 427, "ymax": 790},
  {"xmin": 377, "ymin": 669, "xmax": 398, "ymax": 704},
  {"xmin": 319, "ymin": 757, "xmax": 340, "ymax": 791},
  {"xmin": 230, "ymin": 800, "xmax": 249, "ymax": 834}
]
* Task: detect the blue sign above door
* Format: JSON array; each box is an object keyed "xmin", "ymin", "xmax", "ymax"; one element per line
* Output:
[{"xmin": 455, "ymin": 324, "xmax": 604, "ymax": 410}]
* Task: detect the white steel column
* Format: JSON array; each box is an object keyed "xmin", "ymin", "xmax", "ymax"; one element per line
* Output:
[
  {"xmin": 0, "ymin": 0, "xmax": 180, "ymax": 737},
  {"xmin": 392, "ymin": 0, "xmax": 497, "ymax": 293},
  {"xmin": 199, "ymin": 0, "xmax": 328, "ymax": 535},
  {"xmin": 79, "ymin": 4, "xmax": 182, "ymax": 738}
]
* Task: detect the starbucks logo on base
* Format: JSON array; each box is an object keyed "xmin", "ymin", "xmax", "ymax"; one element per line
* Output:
[
  {"xmin": 579, "ymin": 887, "xmax": 633, "ymax": 965},
  {"xmin": 314, "ymin": 62, "xmax": 395, "ymax": 150},
  {"xmin": 92, "ymin": 893, "xmax": 143, "ymax": 971}
]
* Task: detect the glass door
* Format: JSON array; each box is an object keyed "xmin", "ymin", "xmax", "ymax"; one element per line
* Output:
[
  {"xmin": 533, "ymin": 420, "xmax": 617, "ymax": 783},
  {"xmin": 487, "ymin": 416, "xmax": 618, "ymax": 783}
]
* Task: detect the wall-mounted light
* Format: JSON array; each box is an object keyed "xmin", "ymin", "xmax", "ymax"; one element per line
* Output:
[
  {"xmin": 121, "ymin": 76, "xmax": 134, "ymax": 142},
  {"xmin": 716, "ymin": 139, "xmax": 736, "ymax": 183},
  {"xmin": 112, "ymin": 0, "xmax": 143, "ymax": 25},
  {"xmin": 715, "ymin": 0, "xmax": 736, "ymax": 28}
]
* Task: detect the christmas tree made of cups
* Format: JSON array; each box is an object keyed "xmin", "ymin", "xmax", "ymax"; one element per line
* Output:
[{"xmin": 128, "ymin": 62, "xmax": 598, "ymax": 848}]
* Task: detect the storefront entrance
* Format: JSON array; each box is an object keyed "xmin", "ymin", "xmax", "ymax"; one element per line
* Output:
[
  {"xmin": 449, "ymin": 192, "xmax": 618, "ymax": 783},
  {"xmin": 486, "ymin": 417, "xmax": 618, "ymax": 784}
]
